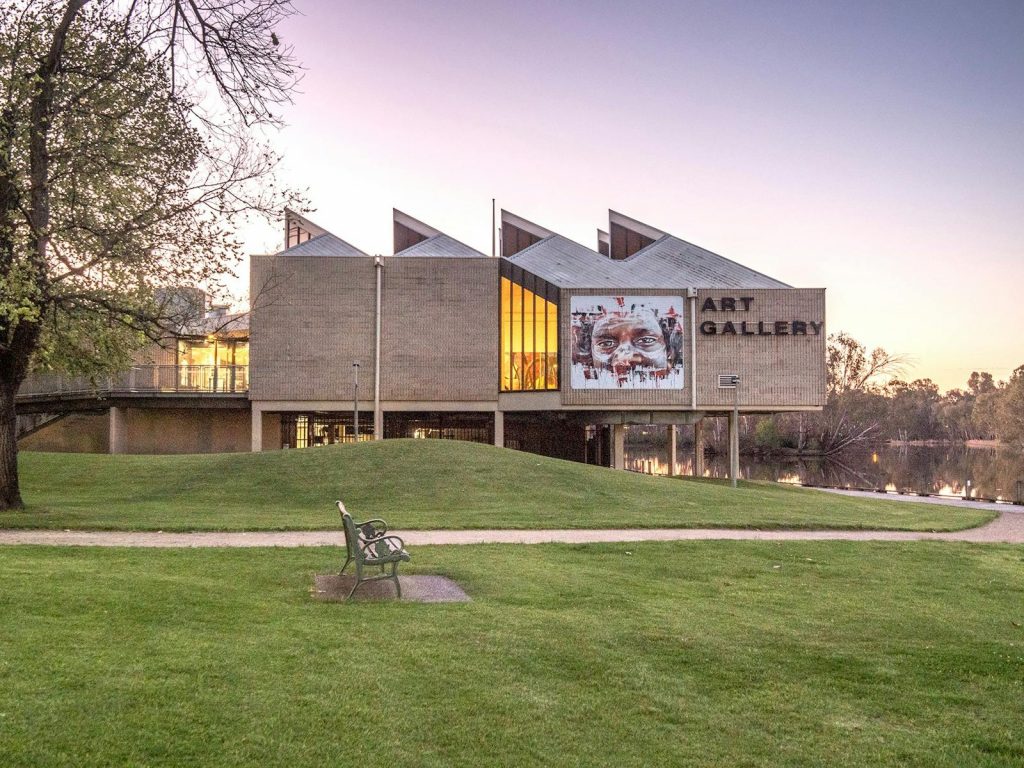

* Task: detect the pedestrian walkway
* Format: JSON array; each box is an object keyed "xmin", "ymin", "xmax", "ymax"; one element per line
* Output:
[
  {"xmin": 0, "ymin": 511, "xmax": 1021, "ymax": 547},
  {"xmin": 818, "ymin": 487, "xmax": 1021, "ymax": 513}
]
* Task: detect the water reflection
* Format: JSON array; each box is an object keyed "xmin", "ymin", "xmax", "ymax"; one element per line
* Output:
[{"xmin": 624, "ymin": 441, "xmax": 1024, "ymax": 503}]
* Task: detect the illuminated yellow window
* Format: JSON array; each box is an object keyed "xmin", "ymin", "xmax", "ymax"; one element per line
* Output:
[
  {"xmin": 546, "ymin": 301, "xmax": 558, "ymax": 388},
  {"xmin": 500, "ymin": 278, "xmax": 512, "ymax": 390},
  {"xmin": 500, "ymin": 276, "xmax": 559, "ymax": 391}
]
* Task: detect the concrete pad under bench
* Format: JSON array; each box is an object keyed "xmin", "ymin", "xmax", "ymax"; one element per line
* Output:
[{"xmin": 312, "ymin": 573, "xmax": 471, "ymax": 603}]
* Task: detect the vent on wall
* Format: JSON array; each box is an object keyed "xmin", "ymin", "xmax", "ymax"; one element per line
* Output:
[{"xmin": 718, "ymin": 374, "xmax": 740, "ymax": 388}]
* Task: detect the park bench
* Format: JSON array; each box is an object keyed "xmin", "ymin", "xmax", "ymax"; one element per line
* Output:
[{"xmin": 336, "ymin": 500, "xmax": 410, "ymax": 599}]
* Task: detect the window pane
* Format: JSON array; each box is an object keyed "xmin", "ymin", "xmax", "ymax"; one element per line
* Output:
[
  {"xmin": 547, "ymin": 300, "xmax": 559, "ymax": 388},
  {"xmin": 511, "ymin": 282, "xmax": 522, "ymax": 390},
  {"xmin": 522, "ymin": 287, "xmax": 535, "ymax": 390},
  {"xmin": 500, "ymin": 278, "xmax": 512, "ymax": 391},
  {"xmin": 534, "ymin": 292, "xmax": 545, "ymax": 389}
]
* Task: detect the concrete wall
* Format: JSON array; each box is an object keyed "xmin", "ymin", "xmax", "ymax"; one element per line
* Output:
[
  {"xmin": 261, "ymin": 411, "xmax": 282, "ymax": 451},
  {"xmin": 251, "ymin": 255, "xmax": 500, "ymax": 403},
  {"xmin": 20, "ymin": 413, "xmax": 109, "ymax": 453},
  {"xmin": 19, "ymin": 407, "xmax": 250, "ymax": 454},
  {"xmin": 116, "ymin": 408, "xmax": 250, "ymax": 454}
]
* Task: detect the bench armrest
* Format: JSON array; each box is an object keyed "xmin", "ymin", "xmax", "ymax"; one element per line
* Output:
[
  {"xmin": 361, "ymin": 535, "xmax": 407, "ymax": 558},
  {"xmin": 357, "ymin": 519, "xmax": 389, "ymax": 538}
]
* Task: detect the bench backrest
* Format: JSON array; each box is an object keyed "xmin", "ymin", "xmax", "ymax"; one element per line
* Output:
[{"xmin": 337, "ymin": 502, "xmax": 361, "ymax": 561}]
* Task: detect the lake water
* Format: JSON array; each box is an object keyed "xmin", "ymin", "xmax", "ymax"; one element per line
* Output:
[{"xmin": 623, "ymin": 441, "xmax": 1024, "ymax": 503}]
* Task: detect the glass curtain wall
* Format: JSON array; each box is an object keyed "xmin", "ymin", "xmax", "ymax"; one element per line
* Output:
[
  {"xmin": 177, "ymin": 339, "xmax": 249, "ymax": 391},
  {"xmin": 500, "ymin": 276, "xmax": 558, "ymax": 391}
]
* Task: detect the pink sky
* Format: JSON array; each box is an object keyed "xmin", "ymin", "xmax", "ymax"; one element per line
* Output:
[{"xmin": 240, "ymin": 0, "xmax": 1024, "ymax": 392}]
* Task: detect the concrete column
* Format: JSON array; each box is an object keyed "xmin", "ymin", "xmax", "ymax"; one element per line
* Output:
[
  {"xmin": 374, "ymin": 407, "xmax": 383, "ymax": 441},
  {"xmin": 494, "ymin": 410, "xmax": 504, "ymax": 448},
  {"xmin": 612, "ymin": 423, "xmax": 626, "ymax": 470},
  {"xmin": 693, "ymin": 419, "xmax": 705, "ymax": 477},
  {"xmin": 109, "ymin": 406, "xmax": 125, "ymax": 455},
  {"xmin": 667, "ymin": 424, "xmax": 677, "ymax": 476},
  {"xmin": 728, "ymin": 412, "xmax": 739, "ymax": 487},
  {"xmin": 250, "ymin": 404, "xmax": 262, "ymax": 452}
]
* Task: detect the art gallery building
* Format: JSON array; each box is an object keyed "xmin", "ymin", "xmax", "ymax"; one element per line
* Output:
[
  {"xmin": 18, "ymin": 207, "xmax": 825, "ymax": 472},
  {"xmin": 246, "ymin": 208, "xmax": 826, "ymax": 471}
]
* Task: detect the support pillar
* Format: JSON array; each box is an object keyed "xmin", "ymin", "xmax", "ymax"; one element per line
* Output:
[
  {"xmin": 693, "ymin": 419, "xmax": 705, "ymax": 477},
  {"xmin": 667, "ymin": 424, "xmax": 677, "ymax": 476},
  {"xmin": 109, "ymin": 407, "xmax": 125, "ymax": 455},
  {"xmin": 250, "ymin": 404, "xmax": 262, "ymax": 452},
  {"xmin": 494, "ymin": 410, "xmax": 504, "ymax": 448},
  {"xmin": 728, "ymin": 411, "xmax": 739, "ymax": 487},
  {"xmin": 611, "ymin": 423, "xmax": 626, "ymax": 470}
]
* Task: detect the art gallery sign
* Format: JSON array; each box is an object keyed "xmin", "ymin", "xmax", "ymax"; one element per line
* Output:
[{"xmin": 698, "ymin": 296, "xmax": 823, "ymax": 337}]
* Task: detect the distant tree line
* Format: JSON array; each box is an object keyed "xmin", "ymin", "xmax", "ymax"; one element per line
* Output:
[{"xmin": 735, "ymin": 333, "xmax": 1024, "ymax": 455}]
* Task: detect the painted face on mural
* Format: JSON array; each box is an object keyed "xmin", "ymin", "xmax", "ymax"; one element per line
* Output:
[{"xmin": 590, "ymin": 309, "xmax": 670, "ymax": 375}]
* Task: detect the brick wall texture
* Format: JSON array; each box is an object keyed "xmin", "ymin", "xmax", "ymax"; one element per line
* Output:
[
  {"xmin": 251, "ymin": 256, "xmax": 825, "ymax": 411},
  {"xmin": 380, "ymin": 258, "xmax": 499, "ymax": 401},
  {"xmin": 251, "ymin": 255, "xmax": 498, "ymax": 402},
  {"xmin": 695, "ymin": 289, "xmax": 826, "ymax": 408}
]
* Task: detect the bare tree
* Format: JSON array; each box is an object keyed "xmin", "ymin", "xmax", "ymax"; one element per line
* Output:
[{"xmin": 827, "ymin": 331, "xmax": 906, "ymax": 396}]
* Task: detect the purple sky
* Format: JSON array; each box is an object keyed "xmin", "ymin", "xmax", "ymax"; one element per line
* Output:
[{"xmin": 246, "ymin": 0, "xmax": 1024, "ymax": 391}]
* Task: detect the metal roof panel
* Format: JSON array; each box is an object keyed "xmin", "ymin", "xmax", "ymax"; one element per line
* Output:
[
  {"xmin": 505, "ymin": 234, "xmax": 789, "ymax": 288},
  {"xmin": 279, "ymin": 233, "xmax": 368, "ymax": 257},
  {"xmin": 393, "ymin": 233, "xmax": 488, "ymax": 258}
]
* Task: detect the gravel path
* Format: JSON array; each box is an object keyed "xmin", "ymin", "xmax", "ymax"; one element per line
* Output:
[{"xmin": 0, "ymin": 511, "xmax": 1021, "ymax": 547}]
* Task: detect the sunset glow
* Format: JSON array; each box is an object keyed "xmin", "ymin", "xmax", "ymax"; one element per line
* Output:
[{"xmin": 241, "ymin": 1, "xmax": 1024, "ymax": 391}]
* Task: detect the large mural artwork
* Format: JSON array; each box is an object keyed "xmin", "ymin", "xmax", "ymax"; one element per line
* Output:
[{"xmin": 570, "ymin": 296, "xmax": 685, "ymax": 389}]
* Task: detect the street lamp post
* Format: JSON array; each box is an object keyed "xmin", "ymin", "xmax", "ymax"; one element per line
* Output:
[
  {"xmin": 352, "ymin": 361, "xmax": 360, "ymax": 442},
  {"xmin": 730, "ymin": 375, "xmax": 741, "ymax": 489}
]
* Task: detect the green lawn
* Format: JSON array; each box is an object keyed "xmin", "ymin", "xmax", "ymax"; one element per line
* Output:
[
  {"xmin": 4, "ymin": 440, "xmax": 993, "ymax": 531},
  {"xmin": 0, "ymin": 542, "xmax": 1021, "ymax": 766}
]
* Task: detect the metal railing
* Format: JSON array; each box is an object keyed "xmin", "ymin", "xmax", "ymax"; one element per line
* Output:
[{"xmin": 18, "ymin": 365, "xmax": 249, "ymax": 398}]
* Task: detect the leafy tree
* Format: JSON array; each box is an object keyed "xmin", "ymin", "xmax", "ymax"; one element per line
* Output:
[
  {"xmin": 937, "ymin": 388, "xmax": 975, "ymax": 441},
  {"xmin": 975, "ymin": 366, "xmax": 1024, "ymax": 447},
  {"xmin": 0, "ymin": 0, "xmax": 300, "ymax": 509},
  {"xmin": 883, "ymin": 379, "xmax": 941, "ymax": 441},
  {"xmin": 967, "ymin": 371, "xmax": 996, "ymax": 396},
  {"xmin": 752, "ymin": 418, "xmax": 785, "ymax": 452}
]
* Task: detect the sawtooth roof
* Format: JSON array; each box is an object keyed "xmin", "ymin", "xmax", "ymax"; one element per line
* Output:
[
  {"xmin": 394, "ymin": 233, "xmax": 487, "ymax": 258},
  {"xmin": 279, "ymin": 233, "xmax": 368, "ymax": 257},
  {"xmin": 505, "ymin": 234, "xmax": 790, "ymax": 288}
]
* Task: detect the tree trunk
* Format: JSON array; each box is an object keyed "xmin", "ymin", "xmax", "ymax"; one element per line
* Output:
[{"xmin": 0, "ymin": 386, "xmax": 22, "ymax": 509}]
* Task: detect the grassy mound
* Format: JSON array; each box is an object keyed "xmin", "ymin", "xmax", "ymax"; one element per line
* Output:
[{"xmin": 2, "ymin": 439, "xmax": 995, "ymax": 531}]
